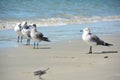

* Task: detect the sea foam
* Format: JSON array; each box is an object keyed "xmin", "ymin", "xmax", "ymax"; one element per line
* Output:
[{"xmin": 0, "ymin": 15, "xmax": 120, "ymax": 29}]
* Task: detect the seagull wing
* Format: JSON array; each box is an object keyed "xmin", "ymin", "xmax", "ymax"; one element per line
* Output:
[
  {"xmin": 90, "ymin": 34, "xmax": 100, "ymax": 42},
  {"xmin": 90, "ymin": 34, "xmax": 104, "ymax": 45},
  {"xmin": 90, "ymin": 33, "xmax": 113, "ymax": 46},
  {"xmin": 35, "ymin": 32, "xmax": 44, "ymax": 39},
  {"xmin": 26, "ymin": 30, "xmax": 31, "ymax": 38}
]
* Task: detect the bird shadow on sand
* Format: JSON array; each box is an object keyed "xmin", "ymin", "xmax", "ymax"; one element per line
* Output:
[
  {"xmin": 39, "ymin": 77, "xmax": 45, "ymax": 80},
  {"xmin": 34, "ymin": 47, "xmax": 51, "ymax": 49},
  {"xmin": 86, "ymin": 51, "xmax": 118, "ymax": 54},
  {"xmin": 17, "ymin": 44, "xmax": 51, "ymax": 49}
]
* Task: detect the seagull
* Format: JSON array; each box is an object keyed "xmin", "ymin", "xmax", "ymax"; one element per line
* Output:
[
  {"xmin": 80, "ymin": 28, "xmax": 113, "ymax": 54},
  {"xmin": 30, "ymin": 24, "xmax": 50, "ymax": 48},
  {"xmin": 14, "ymin": 23, "xmax": 23, "ymax": 43},
  {"xmin": 34, "ymin": 68, "xmax": 49, "ymax": 79},
  {"xmin": 21, "ymin": 21, "xmax": 29, "ymax": 29},
  {"xmin": 21, "ymin": 21, "xmax": 31, "ymax": 45}
]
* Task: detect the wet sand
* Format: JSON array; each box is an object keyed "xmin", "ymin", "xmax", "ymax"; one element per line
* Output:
[{"xmin": 0, "ymin": 35, "xmax": 120, "ymax": 80}]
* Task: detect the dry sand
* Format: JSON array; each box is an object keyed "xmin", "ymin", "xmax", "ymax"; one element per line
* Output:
[{"xmin": 0, "ymin": 35, "xmax": 120, "ymax": 80}]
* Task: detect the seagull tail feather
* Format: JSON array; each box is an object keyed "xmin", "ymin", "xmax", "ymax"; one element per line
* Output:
[
  {"xmin": 42, "ymin": 37, "xmax": 50, "ymax": 42},
  {"xmin": 104, "ymin": 42, "xmax": 113, "ymax": 47}
]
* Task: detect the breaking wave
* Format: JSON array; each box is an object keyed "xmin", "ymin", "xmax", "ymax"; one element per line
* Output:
[
  {"xmin": 34, "ymin": 15, "xmax": 120, "ymax": 26},
  {"xmin": 0, "ymin": 15, "xmax": 120, "ymax": 29}
]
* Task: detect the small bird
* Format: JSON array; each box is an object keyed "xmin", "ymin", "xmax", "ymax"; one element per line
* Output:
[
  {"xmin": 80, "ymin": 28, "xmax": 113, "ymax": 54},
  {"xmin": 21, "ymin": 21, "xmax": 29, "ymax": 29},
  {"xmin": 34, "ymin": 68, "xmax": 49, "ymax": 79},
  {"xmin": 21, "ymin": 21, "xmax": 31, "ymax": 45},
  {"xmin": 30, "ymin": 24, "xmax": 50, "ymax": 48},
  {"xmin": 14, "ymin": 23, "xmax": 23, "ymax": 43}
]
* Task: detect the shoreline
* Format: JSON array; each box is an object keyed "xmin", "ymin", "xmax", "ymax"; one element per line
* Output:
[
  {"xmin": 0, "ymin": 28, "xmax": 120, "ymax": 49},
  {"xmin": 0, "ymin": 16, "xmax": 120, "ymax": 30},
  {"xmin": 0, "ymin": 33, "xmax": 119, "ymax": 49},
  {"xmin": 0, "ymin": 34, "xmax": 120, "ymax": 80}
]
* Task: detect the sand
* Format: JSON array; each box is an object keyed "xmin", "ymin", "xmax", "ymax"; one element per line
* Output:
[{"xmin": 0, "ymin": 35, "xmax": 120, "ymax": 80}]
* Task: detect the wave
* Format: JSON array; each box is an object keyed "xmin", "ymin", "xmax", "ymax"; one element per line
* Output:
[
  {"xmin": 0, "ymin": 15, "xmax": 120, "ymax": 29},
  {"xmin": 35, "ymin": 15, "xmax": 120, "ymax": 26}
]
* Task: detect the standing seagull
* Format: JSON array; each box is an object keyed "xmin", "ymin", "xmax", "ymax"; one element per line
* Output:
[
  {"xmin": 30, "ymin": 24, "xmax": 50, "ymax": 48},
  {"xmin": 21, "ymin": 21, "xmax": 31, "ymax": 45},
  {"xmin": 80, "ymin": 28, "xmax": 113, "ymax": 54},
  {"xmin": 14, "ymin": 23, "xmax": 23, "ymax": 43}
]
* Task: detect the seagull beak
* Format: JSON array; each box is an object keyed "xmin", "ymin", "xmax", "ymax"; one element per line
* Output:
[{"xmin": 80, "ymin": 30, "xmax": 83, "ymax": 32}]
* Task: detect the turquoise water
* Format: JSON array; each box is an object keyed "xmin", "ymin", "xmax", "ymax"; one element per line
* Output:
[
  {"xmin": 0, "ymin": 0, "xmax": 120, "ymax": 26},
  {"xmin": 0, "ymin": 0, "xmax": 120, "ymax": 19},
  {"xmin": 0, "ymin": 21, "xmax": 120, "ymax": 48},
  {"xmin": 0, "ymin": 0, "xmax": 120, "ymax": 48}
]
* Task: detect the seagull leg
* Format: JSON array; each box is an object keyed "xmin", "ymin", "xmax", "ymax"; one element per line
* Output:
[
  {"xmin": 89, "ymin": 46, "xmax": 92, "ymax": 54},
  {"xmin": 28, "ymin": 39, "xmax": 30, "ymax": 45},
  {"xmin": 39, "ymin": 75, "xmax": 41, "ymax": 79},
  {"xmin": 17, "ymin": 36, "xmax": 19, "ymax": 43},
  {"xmin": 20, "ymin": 36, "xmax": 23, "ymax": 43},
  {"xmin": 26, "ymin": 39, "xmax": 30, "ymax": 45},
  {"xmin": 39, "ymin": 75, "xmax": 43, "ymax": 80},
  {"xmin": 26, "ymin": 39, "xmax": 28, "ymax": 45},
  {"xmin": 37, "ymin": 42, "xmax": 39, "ymax": 49},
  {"xmin": 33, "ymin": 42, "xmax": 36, "ymax": 49}
]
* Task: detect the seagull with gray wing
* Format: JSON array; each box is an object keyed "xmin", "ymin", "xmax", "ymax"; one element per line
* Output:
[
  {"xmin": 80, "ymin": 28, "xmax": 113, "ymax": 54},
  {"xmin": 21, "ymin": 21, "xmax": 31, "ymax": 45},
  {"xmin": 30, "ymin": 24, "xmax": 50, "ymax": 49}
]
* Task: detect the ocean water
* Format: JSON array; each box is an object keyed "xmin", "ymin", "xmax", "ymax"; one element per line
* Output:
[
  {"xmin": 0, "ymin": 21, "xmax": 120, "ymax": 48},
  {"xmin": 0, "ymin": 0, "xmax": 120, "ymax": 26},
  {"xmin": 0, "ymin": 0, "xmax": 120, "ymax": 48}
]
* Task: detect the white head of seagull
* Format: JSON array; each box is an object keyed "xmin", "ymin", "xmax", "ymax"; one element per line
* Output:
[
  {"xmin": 21, "ymin": 21, "xmax": 27, "ymax": 28},
  {"xmin": 32, "ymin": 24, "xmax": 37, "ymax": 31},
  {"xmin": 82, "ymin": 28, "xmax": 91, "ymax": 35},
  {"xmin": 81, "ymin": 28, "xmax": 113, "ymax": 54},
  {"xmin": 81, "ymin": 28, "xmax": 92, "ymax": 43},
  {"xmin": 14, "ymin": 23, "xmax": 22, "ymax": 33}
]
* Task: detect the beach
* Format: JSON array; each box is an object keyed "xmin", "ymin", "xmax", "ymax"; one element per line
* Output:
[
  {"xmin": 0, "ymin": 0, "xmax": 120, "ymax": 80},
  {"xmin": 0, "ymin": 34, "xmax": 120, "ymax": 80}
]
